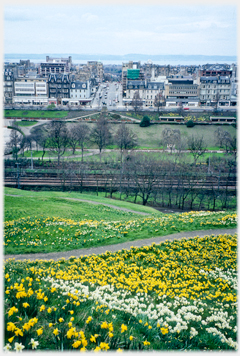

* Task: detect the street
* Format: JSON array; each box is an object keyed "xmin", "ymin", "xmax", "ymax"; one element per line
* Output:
[{"xmin": 92, "ymin": 82, "xmax": 124, "ymax": 111}]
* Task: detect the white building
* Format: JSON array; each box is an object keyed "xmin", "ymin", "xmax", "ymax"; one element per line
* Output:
[
  {"xmin": 13, "ymin": 78, "xmax": 48, "ymax": 105},
  {"xmin": 199, "ymin": 76, "xmax": 231, "ymax": 106},
  {"xmin": 69, "ymin": 80, "xmax": 93, "ymax": 106}
]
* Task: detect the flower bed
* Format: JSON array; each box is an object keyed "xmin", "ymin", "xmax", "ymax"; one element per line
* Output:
[
  {"xmin": 4, "ymin": 232, "xmax": 237, "ymax": 351},
  {"xmin": 4, "ymin": 211, "xmax": 237, "ymax": 255}
]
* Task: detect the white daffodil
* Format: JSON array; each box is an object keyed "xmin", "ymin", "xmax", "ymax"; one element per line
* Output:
[
  {"xmin": 3, "ymin": 343, "xmax": 12, "ymax": 352},
  {"xmin": 14, "ymin": 342, "xmax": 25, "ymax": 352},
  {"xmin": 30, "ymin": 338, "xmax": 39, "ymax": 349}
]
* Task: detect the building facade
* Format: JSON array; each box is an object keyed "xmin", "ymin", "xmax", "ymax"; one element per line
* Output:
[
  {"xmin": 69, "ymin": 80, "xmax": 92, "ymax": 105},
  {"xmin": 199, "ymin": 76, "xmax": 231, "ymax": 106},
  {"xmin": 39, "ymin": 56, "xmax": 72, "ymax": 77},
  {"xmin": 165, "ymin": 78, "xmax": 199, "ymax": 99},
  {"xmin": 13, "ymin": 77, "xmax": 48, "ymax": 105},
  {"xmin": 48, "ymin": 73, "xmax": 70, "ymax": 104},
  {"xmin": 3, "ymin": 67, "xmax": 15, "ymax": 104}
]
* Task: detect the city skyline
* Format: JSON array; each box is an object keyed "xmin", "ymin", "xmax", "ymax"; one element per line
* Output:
[{"xmin": 4, "ymin": 3, "xmax": 237, "ymax": 57}]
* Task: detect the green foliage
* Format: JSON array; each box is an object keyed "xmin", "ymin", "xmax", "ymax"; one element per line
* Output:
[
  {"xmin": 47, "ymin": 103, "xmax": 56, "ymax": 110},
  {"xmin": 140, "ymin": 116, "xmax": 151, "ymax": 127},
  {"xmin": 186, "ymin": 120, "xmax": 195, "ymax": 128},
  {"xmin": 111, "ymin": 114, "xmax": 121, "ymax": 120}
]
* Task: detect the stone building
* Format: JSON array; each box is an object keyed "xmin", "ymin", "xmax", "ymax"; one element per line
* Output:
[
  {"xmin": 48, "ymin": 73, "xmax": 70, "ymax": 104},
  {"xmin": 199, "ymin": 76, "xmax": 231, "ymax": 106}
]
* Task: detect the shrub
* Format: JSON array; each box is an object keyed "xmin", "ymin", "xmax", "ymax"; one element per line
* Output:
[
  {"xmin": 112, "ymin": 114, "xmax": 121, "ymax": 120},
  {"xmin": 140, "ymin": 116, "xmax": 151, "ymax": 127},
  {"xmin": 186, "ymin": 120, "xmax": 195, "ymax": 127}
]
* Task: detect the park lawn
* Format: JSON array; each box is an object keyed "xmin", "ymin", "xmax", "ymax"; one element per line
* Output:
[
  {"xmin": 4, "ymin": 188, "xmax": 236, "ymax": 255},
  {"xmin": 4, "ymin": 109, "xmax": 68, "ymax": 119},
  {"xmin": 16, "ymin": 120, "xmax": 38, "ymax": 127},
  {"xmin": 4, "ymin": 188, "xmax": 158, "ymax": 219},
  {"xmin": 3, "ymin": 232, "xmax": 237, "ymax": 351},
  {"xmin": 66, "ymin": 149, "xmax": 224, "ymax": 165},
  {"xmin": 119, "ymin": 124, "xmax": 236, "ymax": 150},
  {"xmin": 20, "ymin": 149, "xmax": 86, "ymax": 159}
]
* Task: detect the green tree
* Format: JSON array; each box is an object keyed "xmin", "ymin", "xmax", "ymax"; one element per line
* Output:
[{"xmin": 140, "ymin": 116, "xmax": 151, "ymax": 127}]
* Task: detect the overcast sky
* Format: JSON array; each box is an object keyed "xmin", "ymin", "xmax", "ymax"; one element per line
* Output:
[{"xmin": 4, "ymin": 2, "xmax": 238, "ymax": 56}]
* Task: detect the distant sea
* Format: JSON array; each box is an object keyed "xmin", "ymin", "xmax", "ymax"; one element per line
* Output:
[{"xmin": 4, "ymin": 54, "xmax": 237, "ymax": 66}]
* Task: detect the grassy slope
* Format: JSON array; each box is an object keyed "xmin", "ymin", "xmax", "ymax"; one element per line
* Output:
[
  {"xmin": 4, "ymin": 188, "xmax": 236, "ymax": 255},
  {"xmin": 4, "ymin": 187, "xmax": 159, "ymax": 221}
]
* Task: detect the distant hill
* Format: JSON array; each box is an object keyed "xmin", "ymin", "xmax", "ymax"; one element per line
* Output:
[{"xmin": 4, "ymin": 53, "xmax": 237, "ymax": 64}]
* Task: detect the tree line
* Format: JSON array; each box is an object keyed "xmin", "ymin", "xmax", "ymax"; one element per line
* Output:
[
  {"xmin": 6, "ymin": 117, "xmax": 236, "ymax": 165},
  {"xmin": 5, "ymin": 117, "xmax": 236, "ymax": 211}
]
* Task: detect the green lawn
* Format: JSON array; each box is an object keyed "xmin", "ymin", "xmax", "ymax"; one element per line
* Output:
[
  {"xmin": 4, "ymin": 188, "xmax": 236, "ymax": 255},
  {"xmin": 15, "ymin": 120, "xmax": 38, "ymax": 127},
  {"xmin": 4, "ymin": 187, "xmax": 158, "ymax": 219},
  {"xmin": 4, "ymin": 109, "xmax": 68, "ymax": 119}
]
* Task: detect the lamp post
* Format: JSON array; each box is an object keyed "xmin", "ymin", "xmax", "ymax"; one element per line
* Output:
[
  {"xmin": 31, "ymin": 150, "xmax": 33, "ymax": 170},
  {"xmin": 15, "ymin": 162, "xmax": 20, "ymax": 189}
]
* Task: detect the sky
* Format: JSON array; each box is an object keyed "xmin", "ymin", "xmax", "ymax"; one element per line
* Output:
[{"xmin": 3, "ymin": 1, "xmax": 238, "ymax": 56}]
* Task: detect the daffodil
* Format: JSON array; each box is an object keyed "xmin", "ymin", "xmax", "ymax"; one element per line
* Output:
[
  {"xmin": 3, "ymin": 343, "xmax": 12, "ymax": 352},
  {"xmin": 14, "ymin": 342, "xmax": 25, "ymax": 352},
  {"xmin": 36, "ymin": 328, "xmax": 43, "ymax": 336},
  {"xmin": 29, "ymin": 338, "xmax": 39, "ymax": 350},
  {"xmin": 121, "ymin": 324, "xmax": 127, "ymax": 333},
  {"xmin": 53, "ymin": 328, "xmax": 59, "ymax": 336}
]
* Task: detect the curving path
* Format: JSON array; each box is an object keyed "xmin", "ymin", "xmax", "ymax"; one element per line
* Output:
[
  {"xmin": 59, "ymin": 197, "xmax": 151, "ymax": 215},
  {"xmin": 4, "ymin": 228, "xmax": 237, "ymax": 262}
]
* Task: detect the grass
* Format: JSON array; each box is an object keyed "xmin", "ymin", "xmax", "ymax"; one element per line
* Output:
[
  {"xmin": 4, "ymin": 188, "xmax": 236, "ymax": 255},
  {"xmin": 4, "ymin": 232, "xmax": 237, "ymax": 350},
  {"xmin": 4, "ymin": 110, "xmax": 68, "ymax": 119},
  {"xmin": 4, "ymin": 187, "xmax": 158, "ymax": 219},
  {"xmin": 15, "ymin": 120, "xmax": 38, "ymax": 127}
]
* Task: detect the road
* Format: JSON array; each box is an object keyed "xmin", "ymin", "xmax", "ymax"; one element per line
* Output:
[{"xmin": 92, "ymin": 82, "xmax": 124, "ymax": 111}]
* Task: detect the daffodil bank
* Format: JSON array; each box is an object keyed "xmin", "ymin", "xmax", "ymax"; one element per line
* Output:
[
  {"xmin": 4, "ymin": 211, "xmax": 237, "ymax": 254},
  {"xmin": 4, "ymin": 233, "xmax": 237, "ymax": 351}
]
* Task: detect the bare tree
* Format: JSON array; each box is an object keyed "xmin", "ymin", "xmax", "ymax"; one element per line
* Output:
[
  {"xmin": 31, "ymin": 125, "xmax": 50, "ymax": 161},
  {"xmin": 23, "ymin": 135, "xmax": 33, "ymax": 153},
  {"xmin": 90, "ymin": 115, "xmax": 111, "ymax": 161},
  {"xmin": 7, "ymin": 125, "xmax": 23, "ymax": 161},
  {"xmin": 125, "ymin": 154, "xmax": 160, "ymax": 206},
  {"xmin": 131, "ymin": 91, "xmax": 143, "ymax": 113},
  {"xmin": 214, "ymin": 128, "xmax": 236, "ymax": 155},
  {"xmin": 161, "ymin": 128, "xmax": 181, "ymax": 154},
  {"xmin": 187, "ymin": 134, "xmax": 207, "ymax": 164},
  {"xmin": 47, "ymin": 121, "xmax": 69, "ymax": 166},
  {"xmin": 75, "ymin": 123, "xmax": 90, "ymax": 162},
  {"xmin": 114, "ymin": 123, "xmax": 138, "ymax": 162},
  {"xmin": 154, "ymin": 91, "xmax": 165, "ymax": 113},
  {"xmin": 68, "ymin": 130, "xmax": 79, "ymax": 155}
]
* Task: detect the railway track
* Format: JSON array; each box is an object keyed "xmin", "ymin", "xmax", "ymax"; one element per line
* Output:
[{"xmin": 4, "ymin": 175, "xmax": 236, "ymax": 191}]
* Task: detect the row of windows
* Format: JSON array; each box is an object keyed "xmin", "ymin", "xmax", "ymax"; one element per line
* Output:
[
  {"xmin": 71, "ymin": 94, "xmax": 87, "ymax": 98},
  {"xmin": 15, "ymin": 88, "xmax": 35, "ymax": 92},
  {"xmin": 71, "ymin": 89, "xmax": 87, "ymax": 92},
  {"xmin": 15, "ymin": 84, "xmax": 34, "ymax": 88},
  {"xmin": 201, "ymin": 95, "xmax": 229, "ymax": 99},
  {"xmin": 201, "ymin": 84, "xmax": 230, "ymax": 88},
  {"xmin": 171, "ymin": 86, "xmax": 197, "ymax": 89}
]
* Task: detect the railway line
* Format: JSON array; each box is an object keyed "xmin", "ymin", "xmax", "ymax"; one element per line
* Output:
[{"xmin": 4, "ymin": 173, "xmax": 236, "ymax": 191}]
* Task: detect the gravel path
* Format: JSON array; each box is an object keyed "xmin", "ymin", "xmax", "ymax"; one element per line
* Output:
[{"xmin": 4, "ymin": 228, "xmax": 237, "ymax": 262}]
